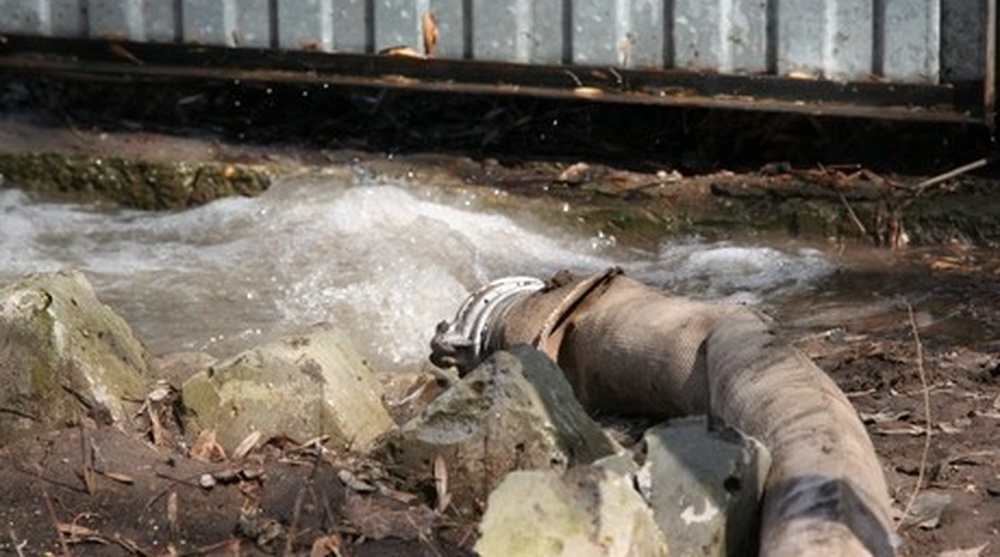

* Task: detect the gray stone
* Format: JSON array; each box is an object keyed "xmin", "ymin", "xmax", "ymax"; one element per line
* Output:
[
  {"xmin": 0, "ymin": 270, "xmax": 152, "ymax": 446},
  {"xmin": 593, "ymin": 450, "xmax": 641, "ymax": 477},
  {"xmin": 896, "ymin": 490, "xmax": 952, "ymax": 530},
  {"xmin": 476, "ymin": 468, "xmax": 669, "ymax": 557},
  {"xmin": 152, "ymin": 351, "xmax": 217, "ymax": 387},
  {"xmin": 180, "ymin": 323, "xmax": 394, "ymax": 454},
  {"xmin": 377, "ymin": 346, "xmax": 620, "ymax": 512},
  {"xmin": 641, "ymin": 416, "xmax": 771, "ymax": 557}
]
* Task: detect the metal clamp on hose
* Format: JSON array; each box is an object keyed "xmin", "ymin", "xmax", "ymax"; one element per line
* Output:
[{"xmin": 430, "ymin": 276, "xmax": 545, "ymax": 375}]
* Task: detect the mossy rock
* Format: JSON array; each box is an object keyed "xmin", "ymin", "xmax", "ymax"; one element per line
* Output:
[
  {"xmin": 0, "ymin": 270, "xmax": 153, "ymax": 446},
  {"xmin": 180, "ymin": 324, "xmax": 395, "ymax": 454},
  {"xmin": 0, "ymin": 152, "xmax": 272, "ymax": 209}
]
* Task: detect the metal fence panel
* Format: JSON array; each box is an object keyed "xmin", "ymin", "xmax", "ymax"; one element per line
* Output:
[
  {"xmin": 572, "ymin": 0, "xmax": 618, "ymax": 65},
  {"xmin": 674, "ymin": 0, "xmax": 768, "ymax": 73},
  {"xmin": 235, "ymin": 0, "xmax": 272, "ymax": 48},
  {"xmin": 941, "ymin": 0, "xmax": 988, "ymax": 81},
  {"xmin": 883, "ymin": 0, "xmax": 941, "ymax": 82},
  {"xmin": 333, "ymin": 0, "xmax": 368, "ymax": 52},
  {"xmin": 0, "ymin": 0, "xmax": 990, "ymax": 85},
  {"xmin": 278, "ymin": 0, "xmax": 333, "ymax": 51},
  {"xmin": 50, "ymin": 0, "xmax": 85, "ymax": 36},
  {"xmin": 429, "ymin": 0, "xmax": 464, "ymax": 59},
  {"xmin": 180, "ymin": 1, "xmax": 233, "ymax": 46},
  {"xmin": 628, "ymin": 0, "xmax": 664, "ymax": 69},
  {"xmin": 88, "ymin": 0, "xmax": 143, "ymax": 40}
]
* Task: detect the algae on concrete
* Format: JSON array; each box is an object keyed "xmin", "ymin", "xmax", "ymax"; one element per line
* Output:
[{"xmin": 0, "ymin": 152, "xmax": 272, "ymax": 209}]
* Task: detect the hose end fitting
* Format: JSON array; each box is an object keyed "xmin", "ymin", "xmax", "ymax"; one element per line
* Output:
[{"xmin": 430, "ymin": 276, "xmax": 545, "ymax": 375}]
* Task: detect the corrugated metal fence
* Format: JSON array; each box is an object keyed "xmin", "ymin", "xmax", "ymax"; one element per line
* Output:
[{"xmin": 0, "ymin": 0, "xmax": 994, "ymax": 121}]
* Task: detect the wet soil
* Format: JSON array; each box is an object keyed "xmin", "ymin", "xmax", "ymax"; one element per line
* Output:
[
  {"xmin": 2, "ymin": 255, "xmax": 997, "ymax": 556},
  {"xmin": 775, "ymin": 247, "xmax": 1000, "ymax": 556},
  {"xmin": 0, "ymin": 421, "xmax": 474, "ymax": 556},
  {"xmin": 1, "ymin": 75, "xmax": 999, "ymax": 555}
]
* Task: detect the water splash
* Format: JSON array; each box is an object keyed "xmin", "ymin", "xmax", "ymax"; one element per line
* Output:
[{"xmin": 0, "ymin": 172, "xmax": 833, "ymax": 373}]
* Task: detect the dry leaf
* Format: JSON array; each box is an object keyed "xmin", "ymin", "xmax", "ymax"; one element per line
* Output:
[
  {"xmin": 938, "ymin": 421, "xmax": 963, "ymax": 434},
  {"xmin": 376, "ymin": 483, "xmax": 419, "ymax": 504},
  {"xmin": 147, "ymin": 384, "xmax": 172, "ymax": 402},
  {"xmin": 557, "ymin": 162, "xmax": 591, "ymax": 184},
  {"xmin": 148, "ymin": 401, "xmax": 168, "ymax": 447},
  {"xmin": 57, "ymin": 522, "xmax": 100, "ymax": 539},
  {"xmin": 80, "ymin": 466, "xmax": 97, "ymax": 495},
  {"xmin": 433, "ymin": 454, "xmax": 451, "ymax": 513},
  {"xmin": 99, "ymin": 470, "xmax": 135, "ymax": 484},
  {"xmin": 859, "ymin": 409, "xmax": 910, "ymax": 424},
  {"xmin": 108, "ymin": 42, "xmax": 144, "ymax": 65},
  {"xmin": 787, "ymin": 71, "xmax": 818, "ymax": 80},
  {"xmin": 291, "ymin": 435, "xmax": 331, "ymax": 453},
  {"xmin": 167, "ymin": 490, "xmax": 179, "ymax": 535},
  {"xmin": 930, "ymin": 258, "xmax": 973, "ymax": 272},
  {"xmin": 380, "ymin": 46, "xmax": 425, "ymax": 59},
  {"xmin": 233, "ymin": 430, "xmax": 262, "ymax": 460},
  {"xmin": 573, "ymin": 86, "xmax": 604, "ymax": 98},
  {"xmin": 190, "ymin": 429, "xmax": 227, "ymax": 462},
  {"xmin": 310, "ymin": 532, "xmax": 346, "ymax": 557},
  {"xmin": 343, "ymin": 495, "xmax": 436, "ymax": 540},
  {"xmin": 939, "ymin": 543, "xmax": 989, "ymax": 557},
  {"xmin": 422, "ymin": 12, "xmax": 438, "ymax": 57},
  {"xmin": 338, "ymin": 469, "xmax": 376, "ymax": 493},
  {"xmin": 874, "ymin": 423, "xmax": 925, "ymax": 436}
]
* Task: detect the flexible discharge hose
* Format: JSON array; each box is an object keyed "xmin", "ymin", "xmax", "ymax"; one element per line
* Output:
[{"xmin": 431, "ymin": 268, "xmax": 896, "ymax": 557}]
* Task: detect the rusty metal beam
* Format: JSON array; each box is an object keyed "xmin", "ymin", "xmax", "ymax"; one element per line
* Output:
[{"xmin": 0, "ymin": 35, "xmax": 987, "ymax": 124}]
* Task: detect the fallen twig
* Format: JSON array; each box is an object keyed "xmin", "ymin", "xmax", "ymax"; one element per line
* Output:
[
  {"xmin": 141, "ymin": 471, "xmax": 203, "ymax": 522},
  {"xmin": 42, "ymin": 489, "xmax": 73, "ymax": 557},
  {"xmin": 284, "ymin": 487, "xmax": 307, "ymax": 556},
  {"xmin": 894, "ymin": 303, "xmax": 933, "ymax": 531},
  {"xmin": 914, "ymin": 157, "xmax": 991, "ymax": 195},
  {"xmin": 0, "ymin": 406, "xmax": 40, "ymax": 421},
  {"xmin": 9, "ymin": 529, "xmax": 27, "ymax": 557},
  {"xmin": 938, "ymin": 449, "xmax": 999, "ymax": 468},
  {"xmin": 838, "ymin": 191, "xmax": 869, "ymax": 239},
  {"xmin": 845, "ymin": 388, "xmax": 878, "ymax": 398},
  {"xmin": 78, "ymin": 419, "xmax": 96, "ymax": 495}
]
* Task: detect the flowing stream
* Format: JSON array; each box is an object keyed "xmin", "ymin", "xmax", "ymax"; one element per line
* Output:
[{"xmin": 1, "ymin": 169, "xmax": 836, "ymax": 374}]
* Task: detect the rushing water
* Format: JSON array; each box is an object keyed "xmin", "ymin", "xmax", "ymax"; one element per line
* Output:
[{"xmin": 0, "ymin": 170, "xmax": 835, "ymax": 373}]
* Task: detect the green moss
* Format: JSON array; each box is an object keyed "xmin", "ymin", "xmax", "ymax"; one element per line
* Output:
[{"xmin": 0, "ymin": 152, "xmax": 273, "ymax": 209}]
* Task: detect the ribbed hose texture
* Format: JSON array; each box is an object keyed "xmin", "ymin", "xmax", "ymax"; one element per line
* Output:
[{"xmin": 490, "ymin": 271, "xmax": 895, "ymax": 556}]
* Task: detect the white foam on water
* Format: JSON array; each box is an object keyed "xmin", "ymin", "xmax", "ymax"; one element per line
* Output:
[
  {"xmin": 0, "ymin": 172, "xmax": 834, "ymax": 373},
  {"xmin": 632, "ymin": 241, "xmax": 835, "ymax": 305}
]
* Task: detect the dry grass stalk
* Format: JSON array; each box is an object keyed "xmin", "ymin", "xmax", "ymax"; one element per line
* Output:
[
  {"xmin": 837, "ymin": 191, "xmax": 869, "ymax": 239},
  {"xmin": 9, "ymin": 529, "xmax": 27, "ymax": 557},
  {"xmin": 78, "ymin": 419, "xmax": 96, "ymax": 495},
  {"xmin": 894, "ymin": 302, "xmax": 933, "ymax": 531}
]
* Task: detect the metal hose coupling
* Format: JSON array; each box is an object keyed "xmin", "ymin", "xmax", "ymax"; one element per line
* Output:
[{"xmin": 430, "ymin": 276, "xmax": 545, "ymax": 375}]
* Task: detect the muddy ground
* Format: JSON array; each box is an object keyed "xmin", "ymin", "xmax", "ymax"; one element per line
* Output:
[
  {"xmin": 778, "ymin": 247, "xmax": 1000, "ymax": 556},
  {"xmin": 0, "ymin": 76, "xmax": 999, "ymax": 556}
]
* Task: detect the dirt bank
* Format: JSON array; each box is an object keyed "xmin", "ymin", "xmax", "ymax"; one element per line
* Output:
[{"xmin": 1, "ymin": 76, "xmax": 998, "ymax": 556}]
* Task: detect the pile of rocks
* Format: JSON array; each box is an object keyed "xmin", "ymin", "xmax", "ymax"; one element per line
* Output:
[{"xmin": 0, "ymin": 270, "xmax": 770, "ymax": 556}]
